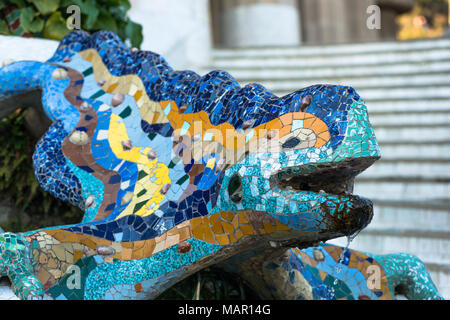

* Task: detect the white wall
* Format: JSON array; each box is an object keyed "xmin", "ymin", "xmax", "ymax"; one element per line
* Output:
[
  {"xmin": 0, "ymin": 35, "xmax": 58, "ymax": 63},
  {"xmin": 128, "ymin": 0, "xmax": 212, "ymax": 72},
  {"xmin": 221, "ymin": 2, "xmax": 301, "ymax": 47}
]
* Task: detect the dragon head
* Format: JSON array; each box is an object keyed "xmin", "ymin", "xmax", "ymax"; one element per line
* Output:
[{"xmin": 212, "ymin": 84, "xmax": 380, "ymax": 247}]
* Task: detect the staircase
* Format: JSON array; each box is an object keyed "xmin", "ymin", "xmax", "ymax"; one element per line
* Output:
[{"xmin": 208, "ymin": 38, "xmax": 450, "ymax": 299}]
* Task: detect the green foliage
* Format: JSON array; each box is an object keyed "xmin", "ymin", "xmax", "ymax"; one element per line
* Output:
[
  {"xmin": 0, "ymin": 0, "xmax": 143, "ymax": 48},
  {"xmin": 20, "ymin": 6, "xmax": 44, "ymax": 33},
  {"xmin": 0, "ymin": 19, "xmax": 9, "ymax": 34},
  {"xmin": 42, "ymin": 11, "xmax": 68, "ymax": 39},
  {"xmin": 0, "ymin": 109, "xmax": 83, "ymax": 232}
]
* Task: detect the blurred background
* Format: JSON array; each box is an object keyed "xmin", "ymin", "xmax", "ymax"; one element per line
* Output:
[{"xmin": 0, "ymin": 0, "xmax": 449, "ymax": 299}]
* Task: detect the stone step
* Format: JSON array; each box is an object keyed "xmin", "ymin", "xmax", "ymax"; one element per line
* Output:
[
  {"xmin": 212, "ymin": 38, "xmax": 450, "ymax": 59},
  {"xmin": 373, "ymin": 125, "xmax": 450, "ymax": 143},
  {"xmin": 353, "ymin": 86, "xmax": 450, "ymax": 101},
  {"xmin": 334, "ymin": 230, "xmax": 450, "ymax": 265},
  {"xmin": 365, "ymin": 99, "xmax": 450, "ymax": 113},
  {"xmin": 354, "ymin": 180, "xmax": 450, "ymax": 201},
  {"xmin": 272, "ymin": 85, "xmax": 450, "ymax": 100},
  {"xmin": 241, "ymin": 73, "xmax": 450, "ymax": 93},
  {"xmin": 209, "ymin": 60, "xmax": 450, "ymax": 82},
  {"xmin": 359, "ymin": 161, "xmax": 450, "ymax": 180},
  {"xmin": 213, "ymin": 47, "xmax": 450, "ymax": 69},
  {"xmin": 428, "ymin": 268, "xmax": 450, "ymax": 300},
  {"xmin": 366, "ymin": 202, "xmax": 450, "ymax": 232},
  {"xmin": 377, "ymin": 143, "xmax": 450, "ymax": 161},
  {"xmin": 369, "ymin": 111, "xmax": 450, "ymax": 126}
]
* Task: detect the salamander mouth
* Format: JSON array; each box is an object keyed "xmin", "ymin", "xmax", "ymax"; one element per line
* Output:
[
  {"xmin": 271, "ymin": 157, "xmax": 377, "ymax": 197},
  {"xmin": 264, "ymin": 156, "xmax": 379, "ymax": 237}
]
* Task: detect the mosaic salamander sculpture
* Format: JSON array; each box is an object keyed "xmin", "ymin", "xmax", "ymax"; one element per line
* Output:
[
  {"xmin": 219, "ymin": 244, "xmax": 443, "ymax": 300},
  {"xmin": 0, "ymin": 31, "xmax": 442, "ymax": 300}
]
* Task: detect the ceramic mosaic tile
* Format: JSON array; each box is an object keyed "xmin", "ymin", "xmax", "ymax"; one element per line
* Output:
[
  {"xmin": 0, "ymin": 30, "xmax": 442, "ymax": 300},
  {"xmin": 219, "ymin": 243, "xmax": 442, "ymax": 300}
]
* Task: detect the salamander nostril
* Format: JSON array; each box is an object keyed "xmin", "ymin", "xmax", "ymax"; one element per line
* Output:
[
  {"xmin": 228, "ymin": 173, "xmax": 242, "ymax": 203},
  {"xmin": 282, "ymin": 137, "xmax": 301, "ymax": 149}
]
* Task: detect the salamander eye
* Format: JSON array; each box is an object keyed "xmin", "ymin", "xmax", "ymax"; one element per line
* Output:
[
  {"xmin": 282, "ymin": 137, "xmax": 301, "ymax": 149},
  {"xmin": 279, "ymin": 128, "xmax": 318, "ymax": 150},
  {"xmin": 228, "ymin": 173, "xmax": 242, "ymax": 203}
]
